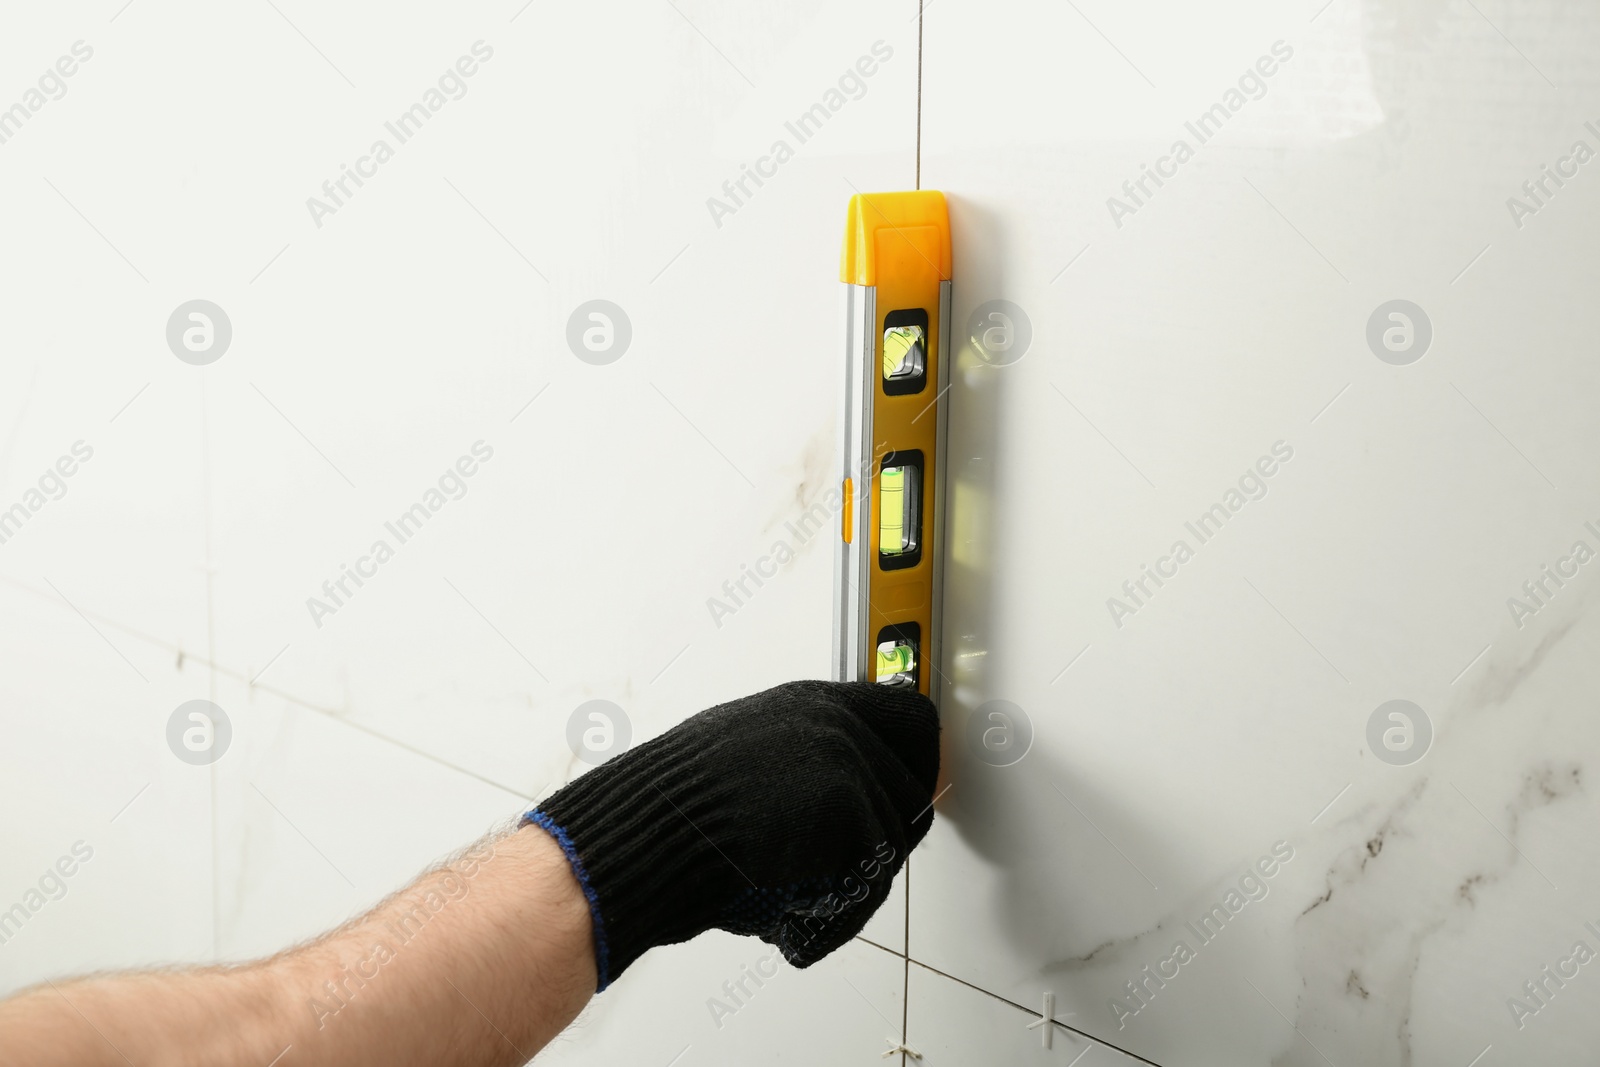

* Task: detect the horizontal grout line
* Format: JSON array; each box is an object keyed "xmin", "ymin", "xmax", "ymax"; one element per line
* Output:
[
  {"xmin": 0, "ymin": 572, "xmax": 538, "ymax": 803},
  {"xmin": 19, "ymin": 577, "xmax": 1155, "ymax": 1067},
  {"xmin": 851, "ymin": 936, "xmax": 1168, "ymax": 1066},
  {"xmin": 856, "ymin": 934, "xmax": 905, "ymax": 959}
]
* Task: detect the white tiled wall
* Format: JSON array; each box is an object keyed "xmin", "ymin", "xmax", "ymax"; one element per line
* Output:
[
  {"xmin": 5, "ymin": 1, "xmax": 1600, "ymax": 1064},
  {"xmin": 2, "ymin": 2, "xmax": 923, "ymax": 1063},
  {"xmin": 918, "ymin": 0, "xmax": 1600, "ymax": 1064}
]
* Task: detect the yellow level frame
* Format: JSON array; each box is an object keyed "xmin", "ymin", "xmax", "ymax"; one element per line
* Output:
[{"xmin": 833, "ymin": 190, "xmax": 952, "ymax": 702}]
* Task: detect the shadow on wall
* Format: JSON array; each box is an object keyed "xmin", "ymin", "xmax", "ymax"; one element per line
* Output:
[
  {"xmin": 933, "ymin": 190, "xmax": 1006, "ymax": 816},
  {"xmin": 931, "ymin": 196, "xmax": 1152, "ymax": 965}
]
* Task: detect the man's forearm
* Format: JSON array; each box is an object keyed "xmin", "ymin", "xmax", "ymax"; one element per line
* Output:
[
  {"xmin": 0, "ymin": 681, "xmax": 938, "ymax": 1064},
  {"xmin": 0, "ymin": 826, "xmax": 596, "ymax": 1067}
]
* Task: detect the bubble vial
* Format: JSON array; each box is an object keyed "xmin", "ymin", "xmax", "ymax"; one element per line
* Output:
[
  {"xmin": 883, "ymin": 323, "xmax": 926, "ymax": 381},
  {"xmin": 876, "ymin": 640, "xmax": 916, "ymax": 686}
]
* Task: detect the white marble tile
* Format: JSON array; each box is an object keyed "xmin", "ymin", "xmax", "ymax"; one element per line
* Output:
[
  {"xmin": 0, "ymin": 582, "xmax": 210, "ymax": 991},
  {"xmin": 537, "ymin": 935, "xmax": 905, "ymax": 1066},
  {"xmin": 1, "ymin": 0, "xmax": 924, "ymax": 1044},
  {"xmin": 184, "ymin": 0, "xmax": 922, "ymax": 794},
  {"xmin": 906, "ymin": 960, "xmax": 1147, "ymax": 1066},
  {"xmin": 208, "ymin": 673, "xmax": 525, "ymax": 961},
  {"xmin": 913, "ymin": 0, "xmax": 1600, "ymax": 1063},
  {"xmin": 863, "ymin": 866, "xmax": 909, "ymax": 956}
]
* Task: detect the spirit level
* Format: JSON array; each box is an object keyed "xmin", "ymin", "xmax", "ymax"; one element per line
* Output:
[{"xmin": 833, "ymin": 191, "xmax": 952, "ymax": 703}]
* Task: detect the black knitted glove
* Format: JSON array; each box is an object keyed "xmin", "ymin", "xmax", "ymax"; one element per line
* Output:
[{"xmin": 523, "ymin": 680, "xmax": 940, "ymax": 990}]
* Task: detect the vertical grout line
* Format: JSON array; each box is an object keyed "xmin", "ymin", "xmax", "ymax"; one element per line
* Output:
[
  {"xmin": 907, "ymin": 10, "xmax": 923, "ymax": 1056},
  {"xmin": 201, "ymin": 373, "xmax": 219, "ymax": 960},
  {"xmin": 915, "ymin": 0, "xmax": 924, "ymax": 189},
  {"xmin": 901, "ymin": 856, "xmax": 911, "ymax": 1067},
  {"xmin": 907, "ymin": 9, "xmax": 923, "ymax": 1059}
]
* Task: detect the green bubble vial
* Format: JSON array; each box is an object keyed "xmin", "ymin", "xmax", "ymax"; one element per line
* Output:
[
  {"xmin": 875, "ymin": 640, "xmax": 915, "ymax": 685},
  {"xmin": 882, "ymin": 324, "xmax": 926, "ymax": 381}
]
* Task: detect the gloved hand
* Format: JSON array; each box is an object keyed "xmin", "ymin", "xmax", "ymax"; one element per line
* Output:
[{"xmin": 523, "ymin": 680, "xmax": 940, "ymax": 990}]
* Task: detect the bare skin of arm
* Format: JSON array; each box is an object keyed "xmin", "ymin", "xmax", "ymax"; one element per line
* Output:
[
  {"xmin": 0, "ymin": 825, "xmax": 595, "ymax": 1067},
  {"xmin": 0, "ymin": 681, "xmax": 939, "ymax": 1065}
]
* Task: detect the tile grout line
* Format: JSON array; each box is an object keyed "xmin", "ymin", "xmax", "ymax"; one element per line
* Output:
[
  {"xmin": 853, "ymin": 936, "xmax": 1169, "ymax": 1066},
  {"xmin": 914, "ymin": 0, "xmax": 923, "ymax": 190},
  {"xmin": 0, "ymin": 575, "xmax": 539, "ymax": 804},
  {"xmin": 901, "ymin": 855, "xmax": 911, "ymax": 1066},
  {"xmin": 910, "ymin": 957, "xmax": 1167, "ymax": 1066},
  {"xmin": 905, "ymin": 6, "xmax": 922, "ymax": 1058},
  {"xmin": 25, "ymin": 548, "xmax": 1155, "ymax": 1065}
]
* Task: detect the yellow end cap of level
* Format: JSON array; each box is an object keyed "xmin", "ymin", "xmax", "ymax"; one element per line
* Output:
[{"xmin": 840, "ymin": 190, "xmax": 952, "ymax": 286}]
